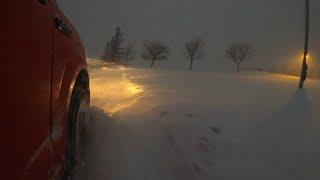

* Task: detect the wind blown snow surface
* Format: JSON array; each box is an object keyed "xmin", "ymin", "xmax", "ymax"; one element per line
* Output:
[{"xmin": 74, "ymin": 59, "xmax": 320, "ymax": 180}]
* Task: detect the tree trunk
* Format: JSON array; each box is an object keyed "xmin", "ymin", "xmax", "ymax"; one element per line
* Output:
[
  {"xmin": 150, "ymin": 59, "xmax": 156, "ymax": 69},
  {"xmin": 189, "ymin": 59, "xmax": 194, "ymax": 71},
  {"xmin": 237, "ymin": 64, "xmax": 240, "ymax": 72}
]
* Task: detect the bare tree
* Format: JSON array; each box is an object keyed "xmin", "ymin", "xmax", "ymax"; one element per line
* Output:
[
  {"xmin": 226, "ymin": 43, "xmax": 253, "ymax": 72},
  {"xmin": 141, "ymin": 40, "xmax": 169, "ymax": 69},
  {"xmin": 185, "ymin": 38, "xmax": 204, "ymax": 71},
  {"xmin": 122, "ymin": 43, "xmax": 135, "ymax": 66}
]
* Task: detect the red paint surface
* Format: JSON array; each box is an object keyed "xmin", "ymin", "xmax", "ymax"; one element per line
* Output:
[{"xmin": 0, "ymin": 1, "xmax": 88, "ymax": 179}]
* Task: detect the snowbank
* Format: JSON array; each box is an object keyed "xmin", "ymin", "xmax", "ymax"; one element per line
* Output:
[{"xmin": 74, "ymin": 60, "xmax": 320, "ymax": 180}]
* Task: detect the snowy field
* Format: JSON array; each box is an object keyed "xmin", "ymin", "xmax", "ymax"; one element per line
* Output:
[{"xmin": 74, "ymin": 60, "xmax": 320, "ymax": 180}]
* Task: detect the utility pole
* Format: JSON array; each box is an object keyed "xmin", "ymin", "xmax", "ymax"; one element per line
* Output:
[{"xmin": 299, "ymin": 0, "xmax": 310, "ymax": 89}]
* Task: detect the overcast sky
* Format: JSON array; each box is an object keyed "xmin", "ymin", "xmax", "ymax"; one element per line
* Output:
[{"xmin": 59, "ymin": 0, "xmax": 320, "ymax": 74}]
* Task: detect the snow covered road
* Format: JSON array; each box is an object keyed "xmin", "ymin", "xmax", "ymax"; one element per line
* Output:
[{"xmin": 74, "ymin": 60, "xmax": 320, "ymax": 180}]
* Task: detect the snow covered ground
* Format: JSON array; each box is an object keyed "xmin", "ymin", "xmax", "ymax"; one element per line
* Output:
[{"xmin": 74, "ymin": 60, "xmax": 320, "ymax": 180}]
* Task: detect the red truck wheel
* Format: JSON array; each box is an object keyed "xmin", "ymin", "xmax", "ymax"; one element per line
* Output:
[{"xmin": 65, "ymin": 86, "xmax": 90, "ymax": 178}]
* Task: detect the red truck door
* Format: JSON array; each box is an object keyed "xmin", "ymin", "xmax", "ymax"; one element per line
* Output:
[{"xmin": 0, "ymin": 1, "xmax": 53, "ymax": 179}]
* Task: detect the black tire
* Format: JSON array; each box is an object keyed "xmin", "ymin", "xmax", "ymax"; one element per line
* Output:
[{"xmin": 64, "ymin": 86, "xmax": 89, "ymax": 179}]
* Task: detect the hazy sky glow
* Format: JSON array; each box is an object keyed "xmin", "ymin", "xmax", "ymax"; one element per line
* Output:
[{"xmin": 59, "ymin": 0, "xmax": 320, "ymax": 75}]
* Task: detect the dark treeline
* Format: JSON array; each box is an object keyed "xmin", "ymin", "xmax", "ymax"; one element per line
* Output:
[{"xmin": 102, "ymin": 26, "xmax": 256, "ymax": 72}]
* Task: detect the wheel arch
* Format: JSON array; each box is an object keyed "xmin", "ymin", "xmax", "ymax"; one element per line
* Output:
[{"xmin": 73, "ymin": 69, "xmax": 90, "ymax": 98}]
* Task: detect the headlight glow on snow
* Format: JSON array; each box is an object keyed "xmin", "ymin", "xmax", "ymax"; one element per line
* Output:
[{"xmin": 89, "ymin": 60, "xmax": 145, "ymax": 116}]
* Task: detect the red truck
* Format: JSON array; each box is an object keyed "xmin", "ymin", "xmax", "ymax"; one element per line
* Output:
[{"xmin": 0, "ymin": 0, "xmax": 90, "ymax": 179}]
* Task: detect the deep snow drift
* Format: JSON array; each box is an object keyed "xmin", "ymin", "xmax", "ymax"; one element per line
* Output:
[{"xmin": 74, "ymin": 59, "xmax": 320, "ymax": 180}]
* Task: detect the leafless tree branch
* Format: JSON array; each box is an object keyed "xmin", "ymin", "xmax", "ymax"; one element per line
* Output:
[
  {"xmin": 226, "ymin": 43, "xmax": 253, "ymax": 72},
  {"xmin": 185, "ymin": 38, "xmax": 204, "ymax": 71},
  {"xmin": 123, "ymin": 43, "xmax": 135, "ymax": 66},
  {"xmin": 141, "ymin": 40, "xmax": 169, "ymax": 69}
]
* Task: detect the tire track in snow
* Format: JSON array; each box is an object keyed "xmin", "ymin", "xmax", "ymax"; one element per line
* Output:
[{"xmin": 160, "ymin": 112, "xmax": 221, "ymax": 180}]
